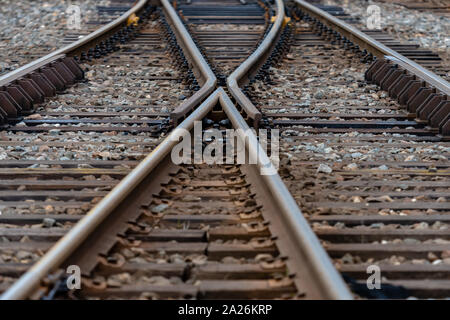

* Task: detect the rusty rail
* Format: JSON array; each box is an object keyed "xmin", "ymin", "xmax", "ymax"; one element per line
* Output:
[
  {"xmin": 1, "ymin": 0, "xmax": 352, "ymax": 300},
  {"xmin": 1, "ymin": 88, "xmax": 353, "ymax": 299},
  {"xmin": 161, "ymin": 0, "xmax": 217, "ymax": 125},
  {"xmin": 293, "ymin": 0, "xmax": 449, "ymax": 136},
  {"xmin": 227, "ymin": 0, "xmax": 285, "ymax": 128},
  {"xmin": 0, "ymin": 0, "xmax": 149, "ymax": 87},
  {"xmin": 0, "ymin": 0, "xmax": 151, "ymax": 125},
  {"xmin": 293, "ymin": 0, "xmax": 450, "ymax": 96},
  {"xmin": 0, "ymin": 0, "xmax": 214, "ymax": 300},
  {"xmin": 0, "ymin": 90, "xmax": 219, "ymax": 301},
  {"xmin": 217, "ymin": 88, "xmax": 352, "ymax": 299}
]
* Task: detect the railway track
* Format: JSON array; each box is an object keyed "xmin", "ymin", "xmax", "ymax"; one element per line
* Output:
[
  {"xmin": 0, "ymin": 0, "xmax": 136, "ymax": 77},
  {"xmin": 32, "ymin": 91, "xmax": 342, "ymax": 300},
  {"xmin": 0, "ymin": 0, "xmax": 449, "ymax": 300},
  {"xmin": 310, "ymin": 0, "xmax": 450, "ymax": 16},
  {"xmin": 0, "ymin": 0, "xmax": 193, "ymax": 295},
  {"xmin": 309, "ymin": 4, "xmax": 449, "ymax": 81},
  {"xmin": 0, "ymin": 0, "xmax": 350, "ymax": 300},
  {"xmin": 178, "ymin": 0, "xmax": 268, "ymax": 80},
  {"xmin": 246, "ymin": 0, "xmax": 450, "ymax": 298}
]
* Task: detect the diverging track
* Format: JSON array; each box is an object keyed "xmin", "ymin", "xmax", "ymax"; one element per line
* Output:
[
  {"xmin": 246, "ymin": 0, "xmax": 450, "ymax": 298},
  {"xmin": 0, "ymin": 0, "xmax": 449, "ymax": 300},
  {"xmin": 0, "ymin": 0, "xmax": 351, "ymax": 300}
]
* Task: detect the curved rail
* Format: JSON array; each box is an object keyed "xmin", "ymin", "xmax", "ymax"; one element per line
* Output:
[
  {"xmin": 293, "ymin": 0, "xmax": 450, "ymax": 95},
  {"xmin": 227, "ymin": 0, "xmax": 285, "ymax": 127},
  {"xmin": 2, "ymin": 89, "xmax": 353, "ymax": 300},
  {"xmin": 0, "ymin": 0, "xmax": 149, "ymax": 87},
  {"xmin": 1, "ymin": 0, "xmax": 352, "ymax": 300},
  {"xmin": 0, "ymin": 91, "xmax": 220, "ymax": 301},
  {"xmin": 161, "ymin": 0, "xmax": 217, "ymax": 124},
  {"xmin": 0, "ymin": 0, "xmax": 216, "ymax": 299},
  {"xmin": 218, "ymin": 88, "xmax": 352, "ymax": 299}
]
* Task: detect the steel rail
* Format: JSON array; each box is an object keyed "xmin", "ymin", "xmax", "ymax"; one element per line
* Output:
[
  {"xmin": 217, "ymin": 87, "xmax": 352, "ymax": 300},
  {"xmin": 0, "ymin": 90, "xmax": 220, "ymax": 300},
  {"xmin": 2, "ymin": 88, "xmax": 353, "ymax": 300},
  {"xmin": 293, "ymin": 0, "xmax": 450, "ymax": 95},
  {"xmin": 1, "ymin": 0, "xmax": 352, "ymax": 299},
  {"xmin": 161, "ymin": 0, "xmax": 217, "ymax": 124},
  {"xmin": 227, "ymin": 0, "xmax": 285, "ymax": 127},
  {"xmin": 0, "ymin": 0, "xmax": 149, "ymax": 87},
  {"xmin": 0, "ymin": 0, "xmax": 216, "ymax": 299}
]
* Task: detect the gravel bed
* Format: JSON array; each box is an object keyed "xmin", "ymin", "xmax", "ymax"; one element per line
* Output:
[
  {"xmin": 193, "ymin": 24, "xmax": 265, "ymax": 31},
  {"xmin": 0, "ymin": 43, "xmax": 188, "ymax": 163},
  {"xmin": 0, "ymin": 203, "xmax": 105, "ymax": 216},
  {"xmin": 0, "ymin": 16, "xmax": 191, "ymax": 220},
  {"xmin": 246, "ymin": 17, "xmax": 450, "ymax": 297},
  {"xmin": 0, "ymin": 249, "xmax": 42, "ymax": 264},
  {"xmin": 190, "ymin": 23, "xmax": 266, "ymax": 75},
  {"xmin": 0, "ymin": 0, "xmax": 112, "ymax": 76},
  {"xmin": 282, "ymin": 138, "xmax": 450, "ymax": 162},
  {"xmin": 251, "ymin": 18, "xmax": 450, "ymax": 231},
  {"xmin": 257, "ymin": 44, "xmax": 403, "ymax": 115},
  {"xmin": 320, "ymin": 0, "xmax": 450, "ymax": 64},
  {"xmin": 334, "ymin": 252, "xmax": 450, "ymax": 267}
]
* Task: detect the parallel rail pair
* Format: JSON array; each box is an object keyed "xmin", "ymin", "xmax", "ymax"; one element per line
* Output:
[
  {"xmin": 0, "ymin": 0, "xmax": 350, "ymax": 300},
  {"xmin": 0, "ymin": 0, "xmax": 449, "ymax": 299}
]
